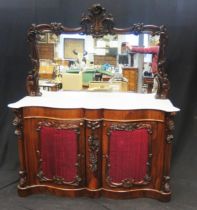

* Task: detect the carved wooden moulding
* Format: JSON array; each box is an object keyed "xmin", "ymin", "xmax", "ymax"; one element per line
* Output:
[{"xmin": 86, "ymin": 120, "xmax": 101, "ymax": 173}]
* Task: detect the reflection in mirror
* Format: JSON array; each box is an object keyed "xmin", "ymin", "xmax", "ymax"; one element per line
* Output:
[{"xmin": 36, "ymin": 32, "xmax": 160, "ymax": 93}]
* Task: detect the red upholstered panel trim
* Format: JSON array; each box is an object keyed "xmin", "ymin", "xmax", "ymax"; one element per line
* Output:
[
  {"xmin": 109, "ymin": 128, "xmax": 148, "ymax": 183},
  {"xmin": 40, "ymin": 126, "xmax": 77, "ymax": 182}
]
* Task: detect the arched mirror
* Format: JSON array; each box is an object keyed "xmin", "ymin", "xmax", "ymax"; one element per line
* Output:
[{"xmin": 27, "ymin": 4, "xmax": 169, "ymax": 99}]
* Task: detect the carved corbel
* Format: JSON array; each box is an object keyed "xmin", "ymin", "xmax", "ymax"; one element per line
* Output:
[
  {"xmin": 19, "ymin": 170, "xmax": 27, "ymax": 187},
  {"xmin": 13, "ymin": 109, "xmax": 23, "ymax": 137},
  {"xmin": 162, "ymin": 176, "xmax": 171, "ymax": 193},
  {"xmin": 166, "ymin": 112, "xmax": 176, "ymax": 144}
]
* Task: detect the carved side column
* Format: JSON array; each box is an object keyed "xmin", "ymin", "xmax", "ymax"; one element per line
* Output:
[
  {"xmin": 13, "ymin": 109, "xmax": 27, "ymax": 188},
  {"xmin": 86, "ymin": 120, "xmax": 102, "ymax": 190},
  {"xmin": 162, "ymin": 112, "xmax": 176, "ymax": 194}
]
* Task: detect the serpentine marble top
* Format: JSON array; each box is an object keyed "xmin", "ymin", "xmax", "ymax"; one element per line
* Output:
[{"xmin": 8, "ymin": 91, "xmax": 180, "ymax": 112}]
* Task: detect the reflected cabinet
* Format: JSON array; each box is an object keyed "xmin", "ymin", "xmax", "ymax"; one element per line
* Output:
[{"xmin": 9, "ymin": 4, "xmax": 180, "ymax": 201}]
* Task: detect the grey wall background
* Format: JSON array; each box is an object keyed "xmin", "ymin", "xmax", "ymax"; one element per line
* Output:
[{"xmin": 0, "ymin": 0, "xmax": 197, "ymax": 208}]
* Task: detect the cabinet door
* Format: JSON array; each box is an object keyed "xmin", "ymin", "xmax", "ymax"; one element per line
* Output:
[
  {"xmin": 36, "ymin": 120, "xmax": 85, "ymax": 187},
  {"xmin": 102, "ymin": 122, "xmax": 153, "ymax": 189}
]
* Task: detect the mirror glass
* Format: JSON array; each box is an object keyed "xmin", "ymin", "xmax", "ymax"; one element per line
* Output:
[{"xmin": 36, "ymin": 32, "xmax": 160, "ymax": 93}]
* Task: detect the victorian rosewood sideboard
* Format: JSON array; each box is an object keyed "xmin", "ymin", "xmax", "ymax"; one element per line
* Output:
[
  {"xmin": 8, "ymin": 4, "xmax": 180, "ymax": 202},
  {"xmin": 9, "ymin": 92, "xmax": 179, "ymax": 201}
]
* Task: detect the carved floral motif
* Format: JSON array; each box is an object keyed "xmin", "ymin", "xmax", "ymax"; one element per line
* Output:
[
  {"xmin": 37, "ymin": 120, "xmax": 81, "ymax": 132},
  {"xmin": 107, "ymin": 123, "xmax": 152, "ymax": 134},
  {"xmin": 81, "ymin": 4, "xmax": 114, "ymax": 37},
  {"xmin": 86, "ymin": 121, "xmax": 101, "ymax": 173}
]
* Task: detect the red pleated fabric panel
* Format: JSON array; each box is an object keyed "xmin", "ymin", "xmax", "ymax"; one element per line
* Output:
[
  {"xmin": 109, "ymin": 129, "xmax": 148, "ymax": 183},
  {"xmin": 40, "ymin": 126, "xmax": 77, "ymax": 182}
]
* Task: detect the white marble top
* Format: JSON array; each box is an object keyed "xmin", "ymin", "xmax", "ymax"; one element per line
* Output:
[{"xmin": 8, "ymin": 91, "xmax": 180, "ymax": 112}]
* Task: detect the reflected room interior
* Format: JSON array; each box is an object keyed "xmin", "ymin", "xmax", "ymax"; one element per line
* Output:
[{"xmin": 37, "ymin": 32, "xmax": 160, "ymax": 93}]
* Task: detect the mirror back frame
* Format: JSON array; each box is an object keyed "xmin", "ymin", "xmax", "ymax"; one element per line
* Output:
[{"xmin": 26, "ymin": 4, "xmax": 169, "ymax": 99}]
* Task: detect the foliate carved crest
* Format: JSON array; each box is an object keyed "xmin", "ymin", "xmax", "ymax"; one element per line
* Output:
[{"xmin": 81, "ymin": 4, "xmax": 114, "ymax": 37}]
